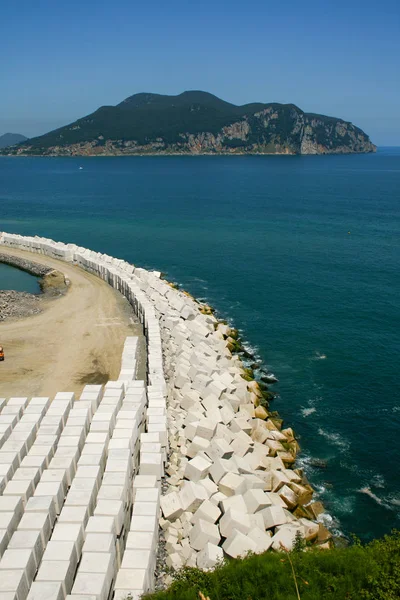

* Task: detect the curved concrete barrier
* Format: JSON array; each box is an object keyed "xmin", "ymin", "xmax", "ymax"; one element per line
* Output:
[{"xmin": 0, "ymin": 232, "xmax": 325, "ymax": 600}]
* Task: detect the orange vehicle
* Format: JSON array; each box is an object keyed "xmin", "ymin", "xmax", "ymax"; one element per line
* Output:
[{"xmin": 0, "ymin": 346, "xmax": 4, "ymax": 361}]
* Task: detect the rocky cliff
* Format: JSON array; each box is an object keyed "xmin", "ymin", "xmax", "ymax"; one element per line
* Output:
[{"xmin": 1, "ymin": 92, "xmax": 376, "ymax": 156}]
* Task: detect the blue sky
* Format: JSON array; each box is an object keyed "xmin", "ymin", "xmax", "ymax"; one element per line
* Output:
[{"xmin": 1, "ymin": 0, "xmax": 399, "ymax": 144}]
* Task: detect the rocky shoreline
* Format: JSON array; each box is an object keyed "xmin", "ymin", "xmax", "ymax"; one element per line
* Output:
[{"xmin": 0, "ymin": 252, "xmax": 69, "ymax": 321}]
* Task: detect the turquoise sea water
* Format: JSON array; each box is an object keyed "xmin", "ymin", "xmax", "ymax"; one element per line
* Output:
[
  {"xmin": 0, "ymin": 262, "xmax": 40, "ymax": 293},
  {"xmin": 0, "ymin": 149, "xmax": 399, "ymax": 540}
]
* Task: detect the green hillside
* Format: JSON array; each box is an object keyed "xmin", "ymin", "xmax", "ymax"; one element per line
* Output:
[{"xmin": 2, "ymin": 91, "xmax": 376, "ymax": 155}]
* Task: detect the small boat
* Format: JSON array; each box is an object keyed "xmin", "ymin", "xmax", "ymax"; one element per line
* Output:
[{"xmin": 79, "ymin": 166, "xmax": 83, "ymax": 170}]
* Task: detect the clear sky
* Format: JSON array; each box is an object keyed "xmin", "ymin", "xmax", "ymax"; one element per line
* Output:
[{"xmin": 1, "ymin": 0, "xmax": 399, "ymax": 145}]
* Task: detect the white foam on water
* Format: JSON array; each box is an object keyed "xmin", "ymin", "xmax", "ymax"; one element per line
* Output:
[
  {"xmin": 312, "ymin": 351, "xmax": 327, "ymax": 360},
  {"xmin": 301, "ymin": 407, "xmax": 317, "ymax": 417},
  {"xmin": 318, "ymin": 428, "xmax": 350, "ymax": 452}
]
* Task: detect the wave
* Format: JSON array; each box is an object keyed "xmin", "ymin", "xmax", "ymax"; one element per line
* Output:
[
  {"xmin": 318, "ymin": 428, "xmax": 350, "ymax": 452},
  {"xmin": 312, "ymin": 352, "xmax": 327, "ymax": 360},
  {"xmin": 301, "ymin": 407, "xmax": 317, "ymax": 417}
]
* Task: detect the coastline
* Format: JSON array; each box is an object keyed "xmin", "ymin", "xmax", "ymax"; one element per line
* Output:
[
  {"xmin": 0, "ymin": 148, "xmax": 376, "ymax": 157},
  {"xmin": 0, "ymin": 233, "xmax": 332, "ymax": 578}
]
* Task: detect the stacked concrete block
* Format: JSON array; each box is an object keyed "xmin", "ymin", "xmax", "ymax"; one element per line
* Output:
[
  {"xmin": 0, "ymin": 232, "xmax": 321, "ymax": 586},
  {"xmin": 71, "ymin": 382, "xmax": 146, "ymax": 600}
]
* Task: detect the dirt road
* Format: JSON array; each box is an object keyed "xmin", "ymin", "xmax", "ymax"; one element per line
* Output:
[{"xmin": 0, "ymin": 247, "xmax": 144, "ymax": 399}]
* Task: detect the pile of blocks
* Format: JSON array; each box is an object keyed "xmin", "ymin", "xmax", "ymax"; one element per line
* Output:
[{"xmin": 0, "ymin": 232, "xmax": 326, "ymax": 592}]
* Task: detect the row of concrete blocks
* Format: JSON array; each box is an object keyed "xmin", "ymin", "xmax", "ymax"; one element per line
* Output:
[
  {"xmin": 67, "ymin": 381, "xmax": 147, "ymax": 600},
  {"xmin": 112, "ymin": 381, "xmax": 168, "ymax": 599},
  {"xmin": 118, "ymin": 336, "xmax": 139, "ymax": 384},
  {"xmin": 0, "ymin": 379, "xmax": 150, "ymax": 600},
  {"xmin": 0, "ymin": 393, "xmax": 74, "ymax": 560},
  {"xmin": 0, "ymin": 387, "xmax": 98, "ymax": 599}
]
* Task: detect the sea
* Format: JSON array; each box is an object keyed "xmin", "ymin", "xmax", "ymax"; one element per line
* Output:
[{"xmin": 0, "ymin": 148, "xmax": 399, "ymax": 541}]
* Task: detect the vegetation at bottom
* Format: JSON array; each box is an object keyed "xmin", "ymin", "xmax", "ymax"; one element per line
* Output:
[{"xmin": 144, "ymin": 531, "xmax": 400, "ymax": 600}]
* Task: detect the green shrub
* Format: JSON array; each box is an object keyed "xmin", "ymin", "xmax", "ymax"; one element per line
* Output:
[{"xmin": 144, "ymin": 531, "xmax": 400, "ymax": 600}]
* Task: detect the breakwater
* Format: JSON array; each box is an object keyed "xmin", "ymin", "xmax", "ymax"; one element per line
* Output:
[{"xmin": 0, "ymin": 232, "xmax": 329, "ymax": 599}]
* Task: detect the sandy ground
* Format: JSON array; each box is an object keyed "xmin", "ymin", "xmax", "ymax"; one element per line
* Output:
[{"xmin": 0, "ymin": 247, "xmax": 145, "ymax": 399}]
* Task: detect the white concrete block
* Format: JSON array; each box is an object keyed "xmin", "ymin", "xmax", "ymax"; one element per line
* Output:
[
  {"xmin": 243, "ymin": 489, "xmax": 272, "ymax": 514},
  {"xmin": 248, "ymin": 527, "xmax": 273, "ymax": 552},
  {"xmin": 27, "ymin": 581, "xmax": 64, "ymax": 600},
  {"xmin": 218, "ymin": 472, "xmax": 247, "ymax": 497},
  {"xmin": 196, "ymin": 542, "xmax": 224, "ymax": 570},
  {"xmin": 222, "ymin": 529, "xmax": 257, "ymax": 558},
  {"xmin": 261, "ymin": 505, "xmax": 287, "ymax": 530},
  {"xmin": 192, "ymin": 500, "xmax": 221, "ymax": 525},
  {"xmin": 184, "ymin": 455, "xmax": 211, "ymax": 482},
  {"xmin": 189, "ymin": 519, "xmax": 220, "ymax": 551},
  {"xmin": 0, "ymin": 548, "xmax": 36, "ymax": 583},
  {"xmin": 179, "ymin": 481, "xmax": 208, "ymax": 513},
  {"xmin": 219, "ymin": 508, "xmax": 252, "ymax": 538}
]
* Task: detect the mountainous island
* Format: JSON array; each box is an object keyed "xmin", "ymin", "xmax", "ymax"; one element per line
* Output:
[
  {"xmin": 1, "ymin": 91, "xmax": 376, "ymax": 156},
  {"xmin": 0, "ymin": 133, "xmax": 27, "ymax": 148}
]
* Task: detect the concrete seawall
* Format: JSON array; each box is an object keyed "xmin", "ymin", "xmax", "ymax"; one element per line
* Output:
[{"xmin": 0, "ymin": 232, "xmax": 329, "ymax": 599}]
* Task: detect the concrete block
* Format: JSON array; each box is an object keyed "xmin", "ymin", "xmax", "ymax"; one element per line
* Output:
[
  {"xmin": 34, "ymin": 481, "xmax": 64, "ymax": 514},
  {"xmin": 114, "ymin": 568, "xmax": 149, "ymax": 594},
  {"xmin": 261, "ymin": 505, "xmax": 287, "ymax": 530},
  {"xmin": 82, "ymin": 533, "xmax": 115, "ymax": 555},
  {"xmin": 220, "ymin": 494, "xmax": 248, "ymax": 515},
  {"xmin": 0, "ymin": 548, "xmax": 36, "ymax": 583},
  {"xmin": 192, "ymin": 500, "xmax": 221, "ymax": 525},
  {"xmin": 94, "ymin": 500, "xmax": 124, "ymax": 535},
  {"xmin": 36, "ymin": 559, "xmax": 75, "ymax": 596},
  {"xmin": 248, "ymin": 527, "xmax": 273, "ymax": 552},
  {"xmin": 79, "ymin": 551, "xmax": 113, "ymax": 577},
  {"xmin": 129, "ymin": 515, "xmax": 158, "ymax": 535},
  {"xmin": 179, "ymin": 481, "xmax": 207, "ymax": 512},
  {"xmin": 140, "ymin": 453, "xmax": 163, "ymax": 479},
  {"xmin": 25, "ymin": 496, "xmax": 57, "ymax": 528},
  {"xmin": 197, "ymin": 477, "xmax": 218, "ymax": 498},
  {"xmin": 71, "ymin": 572, "xmax": 111, "ymax": 600},
  {"xmin": 271, "ymin": 525, "xmax": 301, "ymax": 551},
  {"xmin": 218, "ymin": 472, "xmax": 247, "ymax": 497},
  {"xmin": 125, "ymin": 531, "xmax": 157, "ymax": 552},
  {"xmin": 18, "ymin": 511, "xmax": 51, "ymax": 545},
  {"xmin": 222, "ymin": 529, "xmax": 257, "ymax": 558},
  {"xmin": 7, "ymin": 530, "xmax": 44, "ymax": 568},
  {"xmin": 85, "ymin": 516, "xmax": 115, "ymax": 536},
  {"xmin": 196, "ymin": 542, "xmax": 224, "ymax": 570},
  {"xmin": 51, "ymin": 523, "xmax": 84, "ymax": 557},
  {"xmin": 186, "ymin": 436, "xmax": 210, "ymax": 458},
  {"xmin": 209, "ymin": 458, "xmax": 236, "ymax": 484},
  {"xmin": 206, "ymin": 438, "xmax": 233, "ymax": 461},
  {"xmin": 43, "ymin": 540, "xmax": 78, "ymax": 571},
  {"xmin": 3, "ymin": 479, "xmax": 34, "ymax": 505},
  {"xmin": 27, "ymin": 581, "xmax": 64, "ymax": 600},
  {"xmin": 0, "ymin": 569, "xmax": 29, "ymax": 599},
  {"xmin": 184, "ymin": 455, "xmax": 211, "ymax": 482},
  {"xmin": 195, "ymin": 419, "xmax": 217, "ymax": 441},
  {"xmin": 219, "ymin": 508, "xmax": 251, "ymax": 538},
  {"xmin": 58, "ymin": 506, "xmax": 90, "ymax": 527},
  {"xmin": 189, "ymin": 519, "xmax": 220, "ymax": 551},
  {"xmin": 121, "ymin": 549, "xmax": 153, "ymax": 571},
  {"xmin": 243, "ymin": 489, "xmax": 272, "ymax": 514}
]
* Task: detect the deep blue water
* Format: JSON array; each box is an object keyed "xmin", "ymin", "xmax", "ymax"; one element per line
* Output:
[
  {"xmin": 1, "ymin": 149, "xmax": 399, "ymax": 540},
  {"xmin": 0, "ymin": 262, "xmax": 40, "ymax": 293}
]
